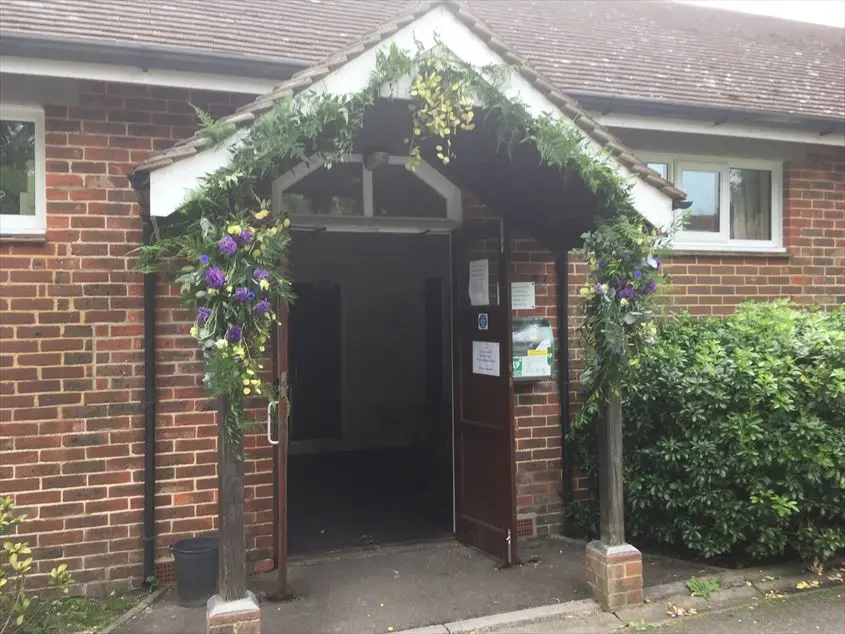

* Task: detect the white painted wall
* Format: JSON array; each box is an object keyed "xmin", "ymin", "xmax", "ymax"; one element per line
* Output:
[{"xmin": 288, "ymin": 232, "xmax": 451, "ymax": 453}]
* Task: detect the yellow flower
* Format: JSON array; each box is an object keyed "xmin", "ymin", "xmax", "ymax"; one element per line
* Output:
[
  {"xmin": 232, "ymin": 345, "xmax": 245, "ymax": 357},
  {"xmin": 243, "ymin": 379, "xmax": 250, "ymax": 386},
  {"xmin": 190, "ymin": 326, "xmax": 199, "ymax": 337},
  {"xmin": 258, "ymin": 364, "xmax": 264, "ymax": 370},
  {"xmin": 215, "ymin": 339, "xmax": 228, "ymax": 349},
  {"xmin": 226, "ymin": 285, "xmax": 233, "ymax": 294},
  {"xmin": 620, "ymin": 298, "xmax": 629, "ymax": 307},
  {"xmin": 254, "ymin": 209, "xmax": 270, "ymax": 220},
  {"xmin": 259, "ymin": 346, "xmax": 265, "ymax": 352},
  {"xmin": 282, "ymin": 217, "xmax": 291, "ymax": 229},
  {"xmin": 207, "ymin": 288, "xmax": 218, "ymax": 296},
  {"xmin": 579, "ymin": 286, "xmax": 592, "ymax": 298},
  {"xmin": 227, "ymin": 225, "xmax": 242, "ymax": 235},
  {"xmin": 259, "ymin": 279, "xmax": 270, "ymax": 291},
  {"xmin": 243, "ymin": 387, "xmax": 251, "ymax": 395},
  {"xmin": 255, "ymin": 388, "xmax": 262, "ymax": 395},
  {"xmin": 246, "ymin": 369, "xmax": 255, "ymax": 376}
]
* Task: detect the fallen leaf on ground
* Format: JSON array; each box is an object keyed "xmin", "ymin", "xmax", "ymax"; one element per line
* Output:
[
  {"xmin": 666, "ymin": 602, "xmax": 697, "ymax": 618},
  {"xmin": 765, "ymin": 590, "xmax": 786, "ymax": 599},
  {"xmin": 795, "ymin": 580, "xmax": 820, "ymax": 590}
]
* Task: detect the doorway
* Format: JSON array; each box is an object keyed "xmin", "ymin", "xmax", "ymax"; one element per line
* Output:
[{"xmin": 285, "ymin": 231, "xmax": 454, "ymax": 555}]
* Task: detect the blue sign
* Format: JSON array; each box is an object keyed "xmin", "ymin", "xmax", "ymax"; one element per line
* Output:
[{"xmin": 478, "ymin": 312, "xmax": 489, "ymax": 330}]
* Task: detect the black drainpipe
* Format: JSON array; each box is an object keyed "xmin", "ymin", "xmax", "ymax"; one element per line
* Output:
[
  {"xmin": 129, "ymin": 171, "xmax": 157, "ymax": 585},
  {"xmin": 556, "ymin": 251, "xmax": 573, "ymax": 535}
]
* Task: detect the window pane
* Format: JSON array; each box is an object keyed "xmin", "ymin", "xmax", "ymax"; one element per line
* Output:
[
  {"xmin": 730, "ymin": 168, "xmax": 771, "ymax": 240},
  {"xmin": 280, "ymin": 162, "xmax": 363, "ymax": 216},
  {"xmin": 373, "ymin": 164, "xmax": 446, "ymax": 218},
  {"xmin": 647, "ymin": 162, "xmax": 668, "ymax": 179},
  {"xmin": 0, "ymin": 120, "xmax": 36, "ymax": 217},
  {"xmin": 681, "ymin": 169, "xmax": 720, "ymax": 232}
]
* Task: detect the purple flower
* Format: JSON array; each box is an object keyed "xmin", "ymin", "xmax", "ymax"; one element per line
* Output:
[
  {"xmin": 247, "ymin": 290, "xmax": 256, "ymax": 301},
  {"xmin": 200, "ymin": 254, "xmax": 209, "ymax": 265},
  {"xmin": 232, "ymin": 287, "xmax": 250, "ymax": 302},
  {"xmin": 643, "ymin": 280, "xmax": 658, "ymax": 294},
  {"xmin": 238, "ymin": 229, "xmax": 253, "ymax": 245},
  {"xmin": 594, "ymin": 283, "xmax": 603, "ymax": 297},
  {"xmin": 598, "ymin": 259, "xmax": 607, "ymax": 268},
  {"xmin": 218, "ymin": 236, "xmax": 238, "ymax": 256},
  {"xmin": 204, "ymin": 267, "xmax": 226, "ymax": 289},
  {"xmin": 197, "ymin": 306, "xmax": 211, "ymax": 324},
  {"xmin": 633, "ymin": 269, "xmax": 642, "ymax": 280},
  {"xmin": 226, "ymin": 325, "xmax": 243, "ymax": 343},
  {"xmin": 252, "ymin": 268, "xmax": 269, "ymax": 281},
  {"xmin": 618, "ymin": 287, "xmax": 636, "ymax": 300},
  {"xmin": 254, "ymin": 298, "xmax": 271, "ymax": 314}
]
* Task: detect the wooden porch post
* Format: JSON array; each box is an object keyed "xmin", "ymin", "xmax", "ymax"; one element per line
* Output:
[
  {"xmin": 207, "ymin": 398, "xmax": 261, "ymax": 634},
  {"xmin": 585, "ymin": 388, "xmax": 643, "ymax": 612},
  {"xmin": 217, "ymin": 397, "xmax": 247, "ymax": 601},
  {"xmin": 598, "ymin": 393, "xmax": 625, "ymax": 546}
]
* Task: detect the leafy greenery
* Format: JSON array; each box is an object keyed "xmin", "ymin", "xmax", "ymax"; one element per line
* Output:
[
  {"xmin": 141, "ymin": 42, "xmax": 657, "ymax": 443},
  {"xmin": 575, "ymin": 212, "xmax": 684, "ymax": 420},
  {"xmin": 14, "ymin": 591, "xmax": 148, "ymax": 634},
  {"xmin": 1, "ymin": 498, "xmax": 73, "ymax": 634},
  {"xmin": 570, "ymin": 301, "xmax": 845, "ymax": 565},
  {"xmin": 686, "ymin": 576, "xmax": 720, "ymax": 599}
]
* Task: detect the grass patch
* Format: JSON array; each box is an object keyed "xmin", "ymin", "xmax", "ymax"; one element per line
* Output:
[{"xmin": 18, "ymin": 590, "xmax": 149, "ymax": 634}]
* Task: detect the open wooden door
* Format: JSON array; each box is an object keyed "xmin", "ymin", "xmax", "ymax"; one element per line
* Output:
[
  {"xmin": 270, "ymin": 298, "xmax": 291, "ymax": 599},
  {"xmin": 452, "ymin": 219, "xmax": 518, "ymax": 563}
]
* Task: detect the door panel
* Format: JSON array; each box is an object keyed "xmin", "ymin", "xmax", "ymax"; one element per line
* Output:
[{"xmin": 452, "ymin": 220, "xmax": 517, "ymax": 563}]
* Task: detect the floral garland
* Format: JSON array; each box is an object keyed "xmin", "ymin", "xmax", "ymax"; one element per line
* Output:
[
  {"xmin": 574, "ymin": 211, "xmax": 684, "ymax": 426},
  {"xmin": 138, "ymin": 44, "xmax": 683, "ymax": 444},
  {"xmin": 143, "ymin": 207, "xmax": 292, "ymax": 443}
]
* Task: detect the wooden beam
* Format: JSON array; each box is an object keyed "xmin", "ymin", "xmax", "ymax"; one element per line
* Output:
[
  {"xmin": 598, "ymin": 392, "xmax": 625, "ymax": 546},
  {"xmin": 217, "ymin": 397, "xmax": 247, "ymax": 601}
]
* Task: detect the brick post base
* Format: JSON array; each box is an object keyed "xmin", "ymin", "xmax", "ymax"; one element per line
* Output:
[
  {"xmin": 586, "ymin": 541, "xmax": 643, "ymax": 612},
  {"xmin": 207, "ymin": 591, "xmax": 261, "ymax": 634}
]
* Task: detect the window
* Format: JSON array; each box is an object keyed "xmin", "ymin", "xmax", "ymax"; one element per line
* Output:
[
  {"xmin": 273, "ymin": 154, "xmax": 461, "ymax": 229},
  {"xmin": 0, "ymin": 104, "xmax": 46, "ymax": 236},
  {"xmin": 642, "ymin": 153, "xmax": 782, "ymax": 251}
]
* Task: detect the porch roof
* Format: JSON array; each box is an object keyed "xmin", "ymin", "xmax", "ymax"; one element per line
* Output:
[{"xmin": 135, "ymin": 0, "xmax": 687, "ymax": 226}]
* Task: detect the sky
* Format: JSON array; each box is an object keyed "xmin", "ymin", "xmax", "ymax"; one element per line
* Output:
[{"xmin": 679, "ymin": 0, "xmax": 845, "ymax": 27}]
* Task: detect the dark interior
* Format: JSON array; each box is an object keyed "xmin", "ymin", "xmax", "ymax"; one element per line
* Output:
[{"xmin": 286, "ymin": 232, "xmax": 453, "ymax": 556}]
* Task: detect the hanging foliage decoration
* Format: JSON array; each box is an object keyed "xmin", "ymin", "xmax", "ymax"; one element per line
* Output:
[{"xmin": 137, "ymin": 42, "xmax": 681, "ymax": 444}]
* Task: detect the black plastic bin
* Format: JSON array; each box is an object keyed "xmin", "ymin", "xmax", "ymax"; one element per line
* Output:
[{"xmin": 170, "ymin": 535, "xmax": 219, "ymax": 607}]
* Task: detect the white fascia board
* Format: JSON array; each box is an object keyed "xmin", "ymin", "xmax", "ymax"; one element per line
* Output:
[
  {"xmin": 0, "ymin": 56, "xmax": 277, "ymax": 95},
  {"xmin": 594, "ymin": 112, "xmax": 845, "ymax": 148},
  {"xmin": 149, "ymin": 129, "xmax": 247, "ymax": 217},
  {"xmin": 149, "ymin": 5, "xmax": 674, "ymax": 224}
]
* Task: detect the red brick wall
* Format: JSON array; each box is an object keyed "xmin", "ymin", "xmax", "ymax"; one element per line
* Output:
[{"xmin": 0, "ymin": 81, "xmax": 259, "ymax": 594}]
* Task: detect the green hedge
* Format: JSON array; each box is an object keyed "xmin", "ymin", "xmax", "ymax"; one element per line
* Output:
[{"xmin": 570, "ymin": 301, "xmax": 845, "ymax": 564}]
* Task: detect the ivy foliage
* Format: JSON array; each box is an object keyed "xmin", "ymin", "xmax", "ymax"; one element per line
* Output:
[
  {"xmin": 569, "ymin": 301, "xmax": 845, "ymax": 566},
  {"xmin": 140, "ymin": 42, "xmax": 663, "ymax": 443}
]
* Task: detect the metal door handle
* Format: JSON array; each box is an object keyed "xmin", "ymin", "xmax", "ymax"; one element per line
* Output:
[{"xmin": 266, "ymin": 401, "xmax": 278, "ymax": 446}]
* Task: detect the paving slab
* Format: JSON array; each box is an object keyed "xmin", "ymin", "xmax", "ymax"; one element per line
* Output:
[{"xmin": 119, "ymin": 537, "xmax": 713, "ymax": 634}]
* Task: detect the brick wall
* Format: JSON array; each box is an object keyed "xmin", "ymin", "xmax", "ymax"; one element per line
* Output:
[{"xmin": 0, "ymin": 81, "xmax": 258, "ymax": 594}]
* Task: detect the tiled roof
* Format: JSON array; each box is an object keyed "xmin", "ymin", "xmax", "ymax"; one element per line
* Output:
[
  {"xmin": 1, "ymin": 0, "xmax": 842, "ymax": 120},
  {"xmin": 133, "ymin": 0, "xmax": 686, "ymax": 202}
]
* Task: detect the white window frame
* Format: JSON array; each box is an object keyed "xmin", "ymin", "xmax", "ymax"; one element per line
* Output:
[
  {"xmin": 641, "ymin": 153, "xmax": 784, "ymax": 253},
  {"xmin": 0, "ymin": 103, "xmax": 46, "ymax": 237}
]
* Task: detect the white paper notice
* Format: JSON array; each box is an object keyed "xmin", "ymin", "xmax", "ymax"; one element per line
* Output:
[
  {"xmin": 522, "ymin": 355, "xmax": 551, "ymax": 377},
  {"xmin": 468, "ymin": 259, "xmax": 489, "ymax": 306},
  {"xmin": 511, "ymin": 282, "xmax": 536, "ymax": 310},
  {"xmin": 472, "ymin": 341, "xmax": 500, "ymax": 376}
]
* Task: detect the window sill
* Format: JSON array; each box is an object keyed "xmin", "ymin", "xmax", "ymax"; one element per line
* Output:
[
  {"xmin": 0, "ymin": 231, "xmax": 47, "ymax": 245},
  {"xmin": 671, "ymin": 243, "xmax": 788, "ymax": 258}
]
